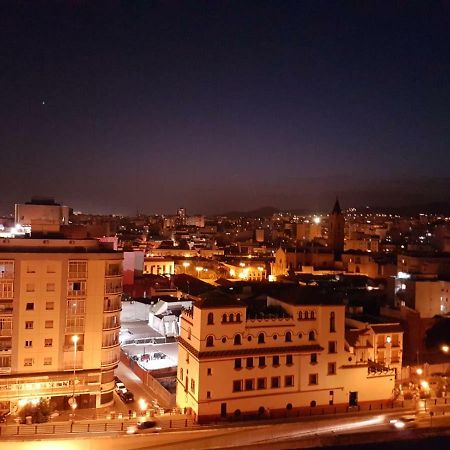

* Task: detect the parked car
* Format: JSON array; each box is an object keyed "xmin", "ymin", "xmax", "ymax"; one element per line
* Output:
[
  {"xmin": 118, "ymin": 390, "xmax": 134, "ymax": 403},
  {"xmin": 115, "ymin": 381, "xmax": 127, "ymax": 393},
  {"xmin": 389, "ymin": 415, "xmax": 418, "ymax": 429}
]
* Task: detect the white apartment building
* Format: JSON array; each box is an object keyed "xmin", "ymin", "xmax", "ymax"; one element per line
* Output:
[
  {"xmin": 0, "ymin": 237, "xmax": 122, "ymax": 412},
  {"xmin": 176, "ymin": 288, "xmax": 396, "ymax": 423}
]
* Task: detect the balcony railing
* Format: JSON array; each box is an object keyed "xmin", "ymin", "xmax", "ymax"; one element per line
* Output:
[{"xmin": 0, "ymin": 329, "xmax": 12, "ymax": 337}]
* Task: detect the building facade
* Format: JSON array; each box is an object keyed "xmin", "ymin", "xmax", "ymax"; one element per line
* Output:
[
  {"xmin": 176, "ymin": 290, "xmax": 396, "ymax": 423},
  {"xmin": 0, "ymin": 238, "xmax": 122, "ymax": 412}
]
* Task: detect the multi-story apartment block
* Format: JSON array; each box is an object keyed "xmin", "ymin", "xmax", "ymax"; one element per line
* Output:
[
  {"xmin": 176, "ymin": 288, "xmax": 396, "ymax": 423},
  {"xmin": 0, "ymin": 237, "xmax": 122, "ymax": 412}
]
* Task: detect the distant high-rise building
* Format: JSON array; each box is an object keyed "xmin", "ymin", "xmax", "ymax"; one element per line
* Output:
[
  {"xmin": 177, "ymin": 208, "xmax": 186, "ymax": 225},
  {"xmin": 15, "ymin": 197, "xmax": 70, "ymax": 233},
  {"xmin": 327, "ymin": 198, "xmax": 345, "ymax": 255}
]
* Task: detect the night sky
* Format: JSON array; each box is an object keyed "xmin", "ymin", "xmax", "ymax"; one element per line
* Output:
[{"xmin": 1, "ymin": 1, "xmax": 450, "ymax": 215}]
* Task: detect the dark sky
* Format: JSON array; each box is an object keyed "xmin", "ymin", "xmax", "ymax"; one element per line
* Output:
[{"xmin": 1, "ymin": 0, "xmax": 450, "ymax": 215}]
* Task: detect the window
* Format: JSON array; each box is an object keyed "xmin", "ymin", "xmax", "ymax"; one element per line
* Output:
[
  {"xmin": 25, "ymin": 321, "xmax": 34, "ymax": 329},
  {"xmin": 180, "ymin": 368, "xmax": 183, "ymax": 379},
  {"xmin": 233, "ymin": 380, "xmax": 242, "ymax": 392},
  {"xmin": 222, "ymin": 314, "xmax": 227, "ymax": 323},
  {"xmin": 245, "ymin": 379, "xmax": 254, "ymax": 391},
  {"xmin": 272, "ymin": 355, "xmax": 280, "ymax": 367},
  {"xmin": 285, "ymin": 375, "xmax": 294, "ymax": 387},
  {"xmin": 257, "ymin": 378, "xmax": 266, "ymax": 390},
  {"xmin": 26, "ymin": 302, "xmax": 34, "ymax": 311},
  {"xmin": 46, "ymin": 283, "xmax": 55, "ymax": 292},
  {"xmin": 330, "ymin": 311, "xmax": 336, "ymax": 333},
  {"xmin": 67, "ymin": 299, "xmax": 85, "ymax": 315},
  {"xmin": 44, "ymin": 357, "xmax": 52, "ymax": 366},
  {"xmin": 190, "ymin": 379, "xmax": 195, "ymax": 393},
  {"xmin": 286, "ymin": 354, "xmax": 293, "ymax": 365},
  {"xmin": 309, "ymin": 374, "xmax": 318, "ymax": 385},
  {"xmin": 46, "ymin": 301, "xmax": 54, "ymax": 310},
  {"xmin": 234, "ymin": 358, "xmax": 242, "ymax": 369},
  {"xmin": 45, "ymin": 320, "xmax": 54, "ymax": 329},
  {"xmin": 236, "ymin": 313, "xmax": 241, "ymax": 322},
  {"xmin": 258, "ymin": 356, "xmax": 266, "ymax": 367},
  {"xmin": 246, "ymin": 357, "xmax": 254, "ymax": 368},
  {"xmin": 206, "ymin": 391, "xmax": 211, "ymax": 399},
  {"xmin": 310, "ymin": 353, "xmax": 317, "ymax": 364},
  {"xmin": 187, "ymin": 328, "xmax": 191, "ymax": 340},
  {"xmin": 68, "ymin": 261, "xmax": 87, "ymax": 278},
  {"xmin": 68, "ymin": 281, "xmax": 86, "ymax": 297},
  {"xmin": 258, "ymin": 333, "xmax": 265, "ymax": 344},
  {"xmin": 47, "ymin": 265, "xmax": 56, "ymax": 273},
  {"xmin": 24, "ymin": 358, "xmax": 33, "ymax": 367},
  {"xmin": 207, "ymin": 313, "xmax": 214, "ymax": 325},
  {"xmin": 206, "ymin": 336, "xmax": 214, "ymax": 347},
  {"xmin": 328, "ymin": 362, "xmax": 337, "ymax": 375},
  {"xmin": 26, "ymin": 283, "xmax": 35, "ymax": 292},
  {"xmin": 310, "ymin": 311, "xmax": 315, "ymax": 319},
  {"xmin": 44, "ymin": 338, "xmax": 53, "ymax": 347},
  {"xmin": 298, "ymin": 311, "xmax": 303, "ymax": 320},
  {"xmin": 271, "ymin": 377, "xmax": 280, "ymax": 388},
  {"xmin": 25, "ymin": 340, "xmax": 32, "ymax": 348},
  {"xmin": 234, "ymin": 334, "xmax": 241, "ymax": 345},
  {"xmin": 328, "ymin": 341, "xmax": 337, "ymax": 354},
  {"xmin": 26, "ymin": 265, "xmax": 36, "ymax": 273},
  {"xmin": 207, "ymin": 368, "xmax": 212, "ymax": 376},
  {"xmin": 285, "ymin": 331, "xmax": 292, "ymax": 342}
]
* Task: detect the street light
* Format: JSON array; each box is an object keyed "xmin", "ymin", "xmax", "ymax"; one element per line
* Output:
[
  {"xmin": 442, "ymin": 345, "xmax": 449, "ymax": 354},
  {"xmin": 69, "ymin": 335, "xmax": 79, "ymax": 411},
  {"xmin": 195, "ymin": 266, "xmax": 203, "ymax": 278},
  {"xmin": 182, "ymin": 261, "xmax": 190, "ymax": 273}
]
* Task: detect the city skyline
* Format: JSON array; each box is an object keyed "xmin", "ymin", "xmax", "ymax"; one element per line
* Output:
[{"xmin": 1, "ymin": 1, "xmax": 450, "ymax": 214}]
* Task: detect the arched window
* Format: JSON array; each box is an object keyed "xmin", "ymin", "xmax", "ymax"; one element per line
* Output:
[
  {"xmin": 207, "ymin": 312, "xmax": 214, "ymax": 325},
  {"xmin": 236, "ymin": 313, "xmax": 241, "ymax": 322},
  {"xmin": 330, "ymin": 311, "xmax": 336, "ymax": 333},
  {"xmin": 206, "ymin": 336, "xmax": 214, "ymax": 347},
  {"xmin": 298, "ymin": 311, "xmax": 303, "ymax": 320},
  {"xmin": 222, "ymin": 314, "xmax": 227, "ymax": 323},
  {"xmin": 229, "ymin": 313, "xmax": 234, "ymax": 322},
  {"xmin": 285, "ymin": 331, "xmax": 292, "ymax": 342},
  {"xmin": 258, "ymin": 333, "xmax": 265, "ymax": 344},
  {"xmin": 310, "ymin": 311, "xmax": 315, "ymax": 319},
  {"xmin": 304, "ymin": 311, "xmax": 309, "ymax": 319},
  {"xmin": 308, "ymin": 330, "xmax": 316, "ymax": 341},
  {"xmin": 234, "ymin": 334, "xmax": 241, "ymax": 345}
]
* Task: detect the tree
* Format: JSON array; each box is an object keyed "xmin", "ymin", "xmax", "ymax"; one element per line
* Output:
[{"xmin": 18, "ymin": 399, "xmax": 53, "ymax": 424}]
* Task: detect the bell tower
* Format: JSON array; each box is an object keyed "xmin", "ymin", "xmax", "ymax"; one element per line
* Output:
[{"xmin": 328, "ymin": 198, "xmax": 345, "ymax": 256}]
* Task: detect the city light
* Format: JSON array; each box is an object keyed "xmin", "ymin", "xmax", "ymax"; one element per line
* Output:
[
  {"xmin": 416, "ymin": 368, "xmax": 423, "ymax": 375},
  {"xmin": 442, "ymin": 345, "xmax": 449, "ymax": 353}
]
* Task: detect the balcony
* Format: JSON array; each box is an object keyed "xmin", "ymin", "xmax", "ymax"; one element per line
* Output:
[
  {"xmin": 0, "ymin": 329, "xmax": 12, "ymax": 337},
  {"xmin": 0, "ymin": 307, "xmax": 13, "ymax": 316},
  {"xmin": 102, "ymin": 322, "xmax": 121, "ymax": 331},
  {"xmin": 103, "ymin": 302, "xmax": 122, "ymax": 313}
]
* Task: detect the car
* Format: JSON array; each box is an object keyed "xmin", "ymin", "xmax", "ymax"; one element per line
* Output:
[
  {"xmin": 389, "ymin": 415, "xmax": 418, "ymax": 429},
  {"xmin": 119, "ymin": 390, "xmax": 134, "ymax": 403},
  {"xmin": 115, "ymin": 381, "xmax": 127, "ymax": 393},
  {"xmin": 126, "ymin": 420, "xmax": 161, "ymax": 434}
]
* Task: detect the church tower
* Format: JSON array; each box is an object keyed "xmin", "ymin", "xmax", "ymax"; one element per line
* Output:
[{"xmin": 327, "ymin": 198, "xmax": 345, "ymax": 256}]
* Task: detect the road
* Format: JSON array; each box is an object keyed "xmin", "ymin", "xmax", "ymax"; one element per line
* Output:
[{"xmin": 3, "ymin": 409, "xmax": 450, "ymax": 450}]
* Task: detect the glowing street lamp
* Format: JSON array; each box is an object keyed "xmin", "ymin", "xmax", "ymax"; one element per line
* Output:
[
  {"xmin": 69, "ymin": 335, "xmax": 79, "ymax": 411},
  {"xmin": 416, "ymin": 368, "xmax": 423, "ymax": 376},
  {"xmin": 442, "ymin": 345, "xmax": 449, "ymax": 354},
  {"xmin": 182, "ymin": 261, "xmax": 190, "ymax": 273},
  {"xmin": 195, "ymin": 266, "xmax": 203, "ymax": 278}
]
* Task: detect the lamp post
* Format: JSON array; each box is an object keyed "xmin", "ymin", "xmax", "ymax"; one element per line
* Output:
[
  {"xmin": 182, "ymin": 261, "xmax": 190, "ymax": 274},
  {"xmin": 69, "ymin": 335, "xmax": 79, "ymax": 412},
  {"xmin": 195, "ymin": 266, "xmax": 203, "ymax": 278}
]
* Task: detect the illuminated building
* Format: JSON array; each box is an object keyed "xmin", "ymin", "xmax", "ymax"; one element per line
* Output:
[
  {"xmin": 176, "ymin": 288, "xmax": 396, "ymax": 423},
  {"xmin": 0, "ymin": 237, "xmax": 122, "ymax": 412}
]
